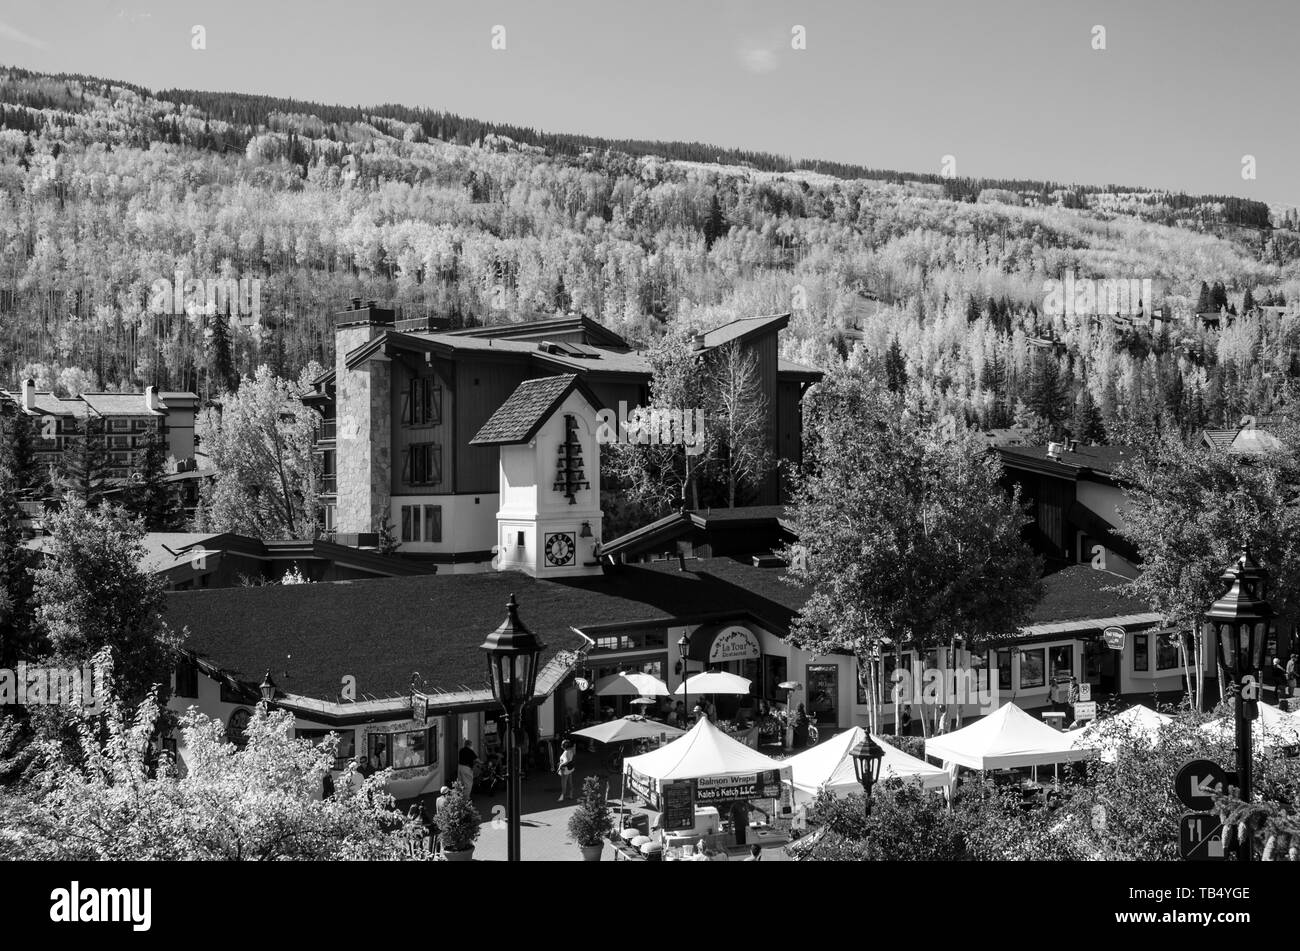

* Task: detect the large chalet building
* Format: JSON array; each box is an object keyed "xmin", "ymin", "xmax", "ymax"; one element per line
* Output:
[{"xmin": 306, "ymin": 299, "xmax": 821, "ymax": 570}]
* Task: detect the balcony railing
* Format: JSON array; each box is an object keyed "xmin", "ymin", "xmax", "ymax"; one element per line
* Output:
[{"xmin": 320, "ymin": 417, "xmax": 336, "ymax": 440}]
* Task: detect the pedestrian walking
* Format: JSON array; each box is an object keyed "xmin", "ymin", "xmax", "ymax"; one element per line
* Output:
[
  {"xmin": 744, "ymin": 844, "xmax": 762, "ymax": 861},
  {"xmin": 557, "ymin": 738, "xmax": 577, "ymax": 801},
  {"xmin": 1287, "ymin": 652, "xmax": 1298, "ymax": 698},
  {"xmin": 458, "ymin": 739, "xmax": 478, "ymax": 796}
]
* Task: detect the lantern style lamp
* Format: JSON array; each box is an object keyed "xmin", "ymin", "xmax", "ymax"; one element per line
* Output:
[
  {"xmin": 849, "ymin": 735, "xmax": 886, "ymax": 816},
  {"xmin": 1206, "ymin": 549, "xmax": 1273, "ymax": 681},
  {"xmin": 1203, "ymin": 548, "xmax": 1274, "ymax": 863},
  {"xmin": 677, "ymin": 633, "xmax": 692, "ymax": 714},
  {"xmin": 480, "ymin": 594, "xmax": 546, "ymax": 863},
  {"xmin": 258, "ymin": 670, "xmax": 277, "ymax": 707}
]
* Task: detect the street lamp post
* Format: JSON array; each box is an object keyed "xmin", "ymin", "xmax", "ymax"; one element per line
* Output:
[
  {"xmin": 480, "ymin": 593, "xmax": 546, "ymax": 863},
  {"xmin": 1204, "ymin": 548, "xmax": 1273, "ymax": 863},
  {"xmin": 258, "ymin": 670, "xmax": 277, "ymax": 711},
  {"xmin": 849, "ymin": 735, "xmax": 886, "ymax": 817},
  {"xmin": 678, "ymin": 633, "xmax": 691, "ymax": 721}
]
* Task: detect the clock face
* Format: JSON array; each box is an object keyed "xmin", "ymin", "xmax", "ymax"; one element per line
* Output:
[{"xmin": 544, "ymin": 532, "xmax": 576, "ymax": 567}]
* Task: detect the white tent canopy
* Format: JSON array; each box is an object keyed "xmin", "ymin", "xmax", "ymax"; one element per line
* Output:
[
  {"xmin": 1067, "ymin": 704, "xmax": 1173, "ymax": 762},
  {"xmin": 1202, "ymin": 702, "xmax": 1300, "ymax": 749},
  {"xmin": 623, "ymin": 716, "xmax": 785, "ymax": 782},
  {"xmin": 594, "ymin": 671, "xmax": 670, "ymax": 697},
  {"xmin": 571, "ymin": 715, "xmax": 685, "ymax": 745},
  {"xmin": 673, "ymin": 671, "xmax": 752, "ymax": 696},
  {"xmin": 785, "ymin": 726, "xmax": 950, "ymax": 801},
  {"xmin": 925, "ymin": 702, "xmax": 1093, "ymax": 770}
]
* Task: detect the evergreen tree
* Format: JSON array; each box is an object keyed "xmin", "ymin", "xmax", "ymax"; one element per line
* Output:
[
  {"xmin": 1025, "ymin": 354, "xmax": 1069, "ymax": 435},
  {"xmin": 207, "ymin": 315, "xmax": 236, "ymax": 396},
  {"xmin": 965, "ymin": 295, "xmax": 981, "ymax": 324},
  {"xmin": 1195, "ymin": 281, "xmax": 1213, "ymax": 314},
  {"xmin": 57, "ymin": 417, "xmax": 112, "ymax": 507},
  {"xmin": 125, "ymin": 428, "xmax": 181, "ymax": 531},
  {"xmin": 1211, "ymin": 281, "xmax": 1229, "ymax": 312},
  {"xmin": 884, "ymin": 338, "xmax": 908, "ymax": 393},
  {"xmin": 1242, "ymin": 287, "xmax": 1256, "ymax": 314},
  {"xmin": 703, "ymin": 193, "xmax": 728, "ymax": 249},
  {"xmin": 1069, "ymin": 388, "xmax": 1105, "ymax": 444}
]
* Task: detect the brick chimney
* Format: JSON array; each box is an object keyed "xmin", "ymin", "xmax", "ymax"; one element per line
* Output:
[{"xmin": 333, "ymin": 300, "xmax": 396, "ymax": 539}]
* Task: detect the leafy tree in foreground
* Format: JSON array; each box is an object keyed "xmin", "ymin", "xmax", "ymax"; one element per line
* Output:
[{"xmin": 5, "ymin": 696, "xmax": 420, "ymax": 861}]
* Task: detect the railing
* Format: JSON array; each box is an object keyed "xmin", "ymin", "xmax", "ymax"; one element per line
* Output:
[
  {"xmin": 320, "ymin": 417, "xmax": 336, "ymax": 440},
  {"xmin": 321, "ymin": 474, "xmax": 337, "ymax": 494}
]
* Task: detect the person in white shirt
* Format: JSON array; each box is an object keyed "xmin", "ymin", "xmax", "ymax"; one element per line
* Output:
[{"xmin": 557, "ymin": 739, "xmax": 577, "ymax": 801}]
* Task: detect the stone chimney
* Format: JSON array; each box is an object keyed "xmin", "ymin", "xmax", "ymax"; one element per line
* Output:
[
  {"xmin": 145, "ymin": 385, "xmax": 166, "ymax": 416},
  {"xmin": 21, "ymin": 378, "xmax": 35, "ymax": 414},
  {"xmin": 333, "ymin": 300, "xmax": 396, "ymax": 539}
]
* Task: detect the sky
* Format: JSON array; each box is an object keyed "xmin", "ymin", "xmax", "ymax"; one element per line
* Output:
[{"xmin": 0, "ymin": 0, "xmax": 1295, "ymax": 204}]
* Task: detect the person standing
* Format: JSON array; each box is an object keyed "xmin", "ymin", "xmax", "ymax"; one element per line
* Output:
[
  {"xmin": 557, "ymin": 739, "xmax": 577, "ymax": 801},
  {"xmin": 458, "ymin": 740, "xmax": 478, "ymax": 796},
  {"xmin": 792, "ymin": 704, "xmax": 809, "ymax": 749},
  {"xmin": 1287, "ymin": 652, "xmax": 1298, "ymax": 702},
  {"xmin": 745, "ymin": 844, "xmax": 762, "ymax": 862}
]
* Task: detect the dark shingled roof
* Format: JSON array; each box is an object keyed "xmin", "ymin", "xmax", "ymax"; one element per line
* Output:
[
  {"xmin": 164, "ymin": 557, "xmax": 807, "ymax": 702},
  {"xmin": 469, "ymin": 374, "xmax": 601, "ymax": 445},
  {"xmin": 1029, "ymin": 565, "xmax": 1150, "ymax": 625},
  {"xmin": 998, "ymin": 443, "xmax": 1136, "ymax": 478}
]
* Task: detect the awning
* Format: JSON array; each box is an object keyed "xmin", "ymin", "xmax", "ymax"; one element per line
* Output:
[{"xmin": 685, "ymin": 623, "xmax": 762, "ymax": 663}]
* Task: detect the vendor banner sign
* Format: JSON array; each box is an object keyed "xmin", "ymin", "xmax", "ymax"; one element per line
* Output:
[{"xmin": 693, "ymin": 769, "xmax": 787, "ymax": 803}]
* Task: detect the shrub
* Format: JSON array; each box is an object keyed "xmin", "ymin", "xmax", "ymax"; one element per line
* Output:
[
  {"xmin": 435, "ymin": 781, "xmax": 482, "ymax": 852},
  {"xmin": 567, "ymin": 775, "xmax": 613, "ymax": 847}
]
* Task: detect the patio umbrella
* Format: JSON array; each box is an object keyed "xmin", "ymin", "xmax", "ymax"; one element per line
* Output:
[
  {"xmin": 629, "ymin": 697, "xmax": 656, "ymax": 706},
  {"xmin": 595, "ymin": 671, "xmax": 671, "ymax": 697},
  {"xmin": 571, "ymin": 715, "xmax": 686, "ymax": 745},
  {"xmin": 1201, "ymin": 702, "xmax": 1300, "ymax": 750},
  {"xmin": 674, "ymin": 671, "xmax": 753, "ymax": 695}
]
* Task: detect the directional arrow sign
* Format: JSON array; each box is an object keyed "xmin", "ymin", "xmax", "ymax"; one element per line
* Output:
[
  {"xmin": 1180, "ymin": 812, "xmax": 1225, "ymax": 861},
  {"xmin": 1174, "ymin": 759, "xmax": 1229, "ymax": 810}
]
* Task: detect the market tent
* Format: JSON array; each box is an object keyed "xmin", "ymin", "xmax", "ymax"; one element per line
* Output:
[
  {"xmin": 673, "ymin": 671, "xmax": 752, "ymax": 696},
  {"xmin": 623, "ymin": 715, "xmax": 784, "ymax": 781},
  {"xmin": 571, "ymin": 715, "xmax": 685, "ymax": 745},
  {"xmin": 1202, "ymin": 702, "xmax": 1300, "ymax": 749},
  {"xmin": 785, "ymin": 726, "xmax": 950, "ymax": 801},
  {"xmin": 594, "ymin": 671, "xmax": 670, "ymax": 697},
  {"xmin": 924, "ymin": 702, "xmax": 1093, "ymax": 770},
  {"xmin": 1067, "ymin": 704, "xmax": 1173, "ymax": 762}
]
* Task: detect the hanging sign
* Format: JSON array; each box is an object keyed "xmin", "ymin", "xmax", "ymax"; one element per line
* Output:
[{"xmin": 1102, "ymin": 626, "xmax": 1127, "ymax": 650}]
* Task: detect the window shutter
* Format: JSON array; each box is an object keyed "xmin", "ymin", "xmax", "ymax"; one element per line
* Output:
[
  {"xmin": 401, "ymin": 447, "xmax": 411, "ymax": 483},
  {"xmin": 430, "ymin": 445, "xmax": 442, "ymax": 485},
  {"xmin": 400, "ymin": 386, "xmax": 412, "ymax": 425}
]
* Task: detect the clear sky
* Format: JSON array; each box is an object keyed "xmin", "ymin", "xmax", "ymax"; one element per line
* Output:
[{"xmin": 1, "ymin": 0, "xmax": 1295, "ymax": 204}]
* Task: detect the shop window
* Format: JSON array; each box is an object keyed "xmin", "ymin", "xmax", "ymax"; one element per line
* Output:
[
  {"xmin": 297, "ymin": 728, "xmax": 357, "ymax": 768},
  {"xmin": 1019, "ymin": 648, "xmax": 1046, "ymax": 689},
  {"xmin": 1133, "ymin": 634, "xmax": 1149, "ymax": 671},
  {"xmin": 805, "ymin": 664, "xmax": 839, "ymax": 726},
  {"xmin": 996, "ymin": 650, "xmax": 1013, "ymax": 691},
  {"xmin": 762, "ymin": 654, "xmax": 788, "ymax": 701},
  {"xmin": 1049, "ymin": 645, "xmax": 1074, "ymax": 680},
  {"xmin": 367, "ymin": 726, "xmax": 437, "ymax": 771},
  {"xmin": 1156, "ymin": 632, "xmax": 1181, "ymax": 671}
]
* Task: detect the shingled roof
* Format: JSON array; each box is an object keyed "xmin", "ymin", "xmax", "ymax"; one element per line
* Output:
[
  {"xmin": 164, "ymin": 557, "xmax": 808, "ymax": 702},
  {"xmin": 469, "ymin": 373, "xmax": 602, "ymax": 445}
]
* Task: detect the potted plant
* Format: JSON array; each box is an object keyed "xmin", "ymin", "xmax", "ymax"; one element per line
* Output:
[
  {"xmin": 567, "ymin": 775, "xmax": 613, "ymax": 861},
  {"xmin": 435, "ymin": 781, "xmax": 482, "ymax": 861}
]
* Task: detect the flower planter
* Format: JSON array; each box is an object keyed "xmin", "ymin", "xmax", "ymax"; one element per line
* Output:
[
  {"xmin": 443, "ymin": 847, "xmax": 475, "ymax": 862},
  {"xmin": 580, "ymin": 844, "xmax": 603, "ymax": 861}
]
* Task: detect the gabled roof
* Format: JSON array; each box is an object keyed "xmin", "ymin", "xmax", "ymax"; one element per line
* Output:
[
  {"xmin": 448, "ymin": 314, "xmax": 633, "ymax": 350},
  {"xmin": 80, "ymin": 392, "xmax": 162, "ymax": 417},
  {"xmin": 1029, "ymin": 565, "xmax": 1150, "ymax": 626},
  {"xmin": 469, "ymin": 374, "xmax": 603, "ymax": 445},
  {"xmin": 700, "ymin": 313, "xmax": 790, "ymax": 349},
  {"xmin": 777, "ymin": 358, "xmax": 823, "ymax": 382}
]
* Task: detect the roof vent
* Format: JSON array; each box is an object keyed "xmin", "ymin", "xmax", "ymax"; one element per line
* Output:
[
  {"xmin": 1067, "ymin": 438, "xmax": 1079, "ymax": 453},
  {"xmin": 690, "ymin": 332, "xmax": 705, "ymax": 352},
  {"xmin": 1046, "ymin": 441, "xmax": 1063, "ymax": 460}
]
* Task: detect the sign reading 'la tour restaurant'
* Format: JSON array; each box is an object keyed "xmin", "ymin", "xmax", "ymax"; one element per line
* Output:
[{"xmin": 708, "ymin": 626, "xmax": 761, "ymax": 663}]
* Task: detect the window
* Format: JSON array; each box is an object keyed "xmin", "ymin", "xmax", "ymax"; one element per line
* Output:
[
  {"xmin": 367, "ymin": 726, "xmax": 437, "ymax": 771},
  {"xmin": 400, "ymin": 505, "xmax": 440, "ymax": 543},
  {"xmin": 763, "ymin": 655, "xmax": 788, "ymax": 701},
  {"xmin": 805, "ymin": 664, "xmax": 839, "ymax": 727},
  {"xmin": 591, "ymin": 629, "xmax": 667, "ymax": 652},
  {"xmin": 1156, "ymin": 632, "xmax": 1181, "ymax": 671},
  {"xmin": 174, "ymin": 658, "xmax": 198, "ymax": 698},
  {"xmin": 1019, "ymin": 648, "xmax": 1046, "ymax": 688},
  {"xmin": 401, "ymin": 378, "xmax": 442, "ymax": 426},
  {"xmin": 1049, "ymin": 645, "xmax": 1074, "ymax": 680},
  {"xmin": 321, "ymin": 449, "xmax": 336, "ymax": 494},
  {"xmin": 1133, "ymin": 634, "xmax": 1149, "ymax": 671},
  {"xmin": 996, "ymin": 650, "xmax": 1013, "ymax": 691},
  {"xmin": 402, "ymin": 443, "xmax": 442, "ymax": 486},
  {"xmin": 423, "ymin": 505, "xmax": 442, "ymax": 543},
  {"xmin": 516, "ymin": 531, "xmax": 526, "ymax": 548},
  {"xmin": 110, "ymin": 418, "xmax": 129, "ymax": 432},
  {"xmin": 297, "ymin": 728, "xmax": 356, "ymax": 768}
]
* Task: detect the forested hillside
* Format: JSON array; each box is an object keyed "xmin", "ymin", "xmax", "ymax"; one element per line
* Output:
[{"xmin": 3, "ymin": 65, "xmax": 1300, "ymax": 440}]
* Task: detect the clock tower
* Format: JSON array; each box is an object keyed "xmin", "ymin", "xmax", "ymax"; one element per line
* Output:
[{"xmin": 470, "ymin": 374, "xmax": 604, "ymax": 578}]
